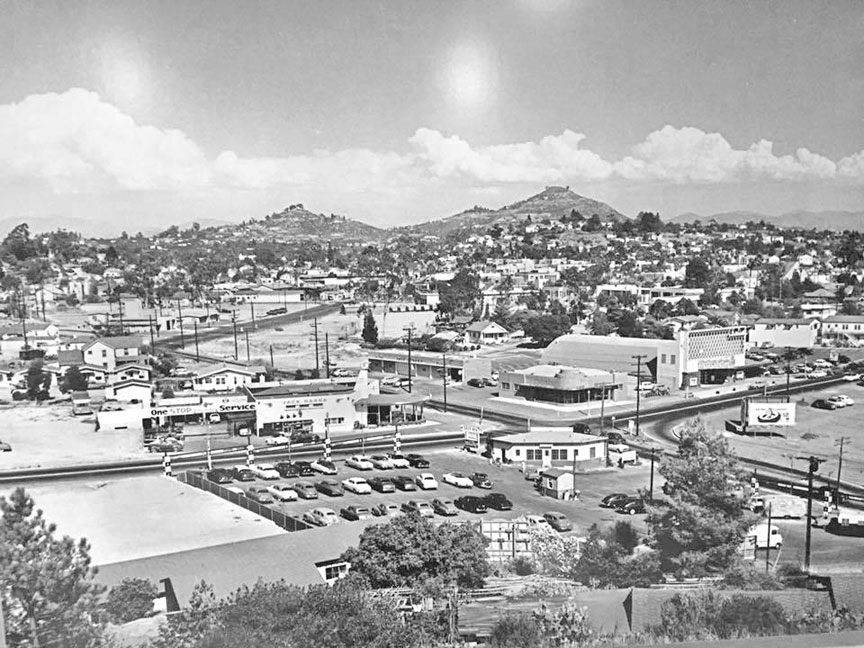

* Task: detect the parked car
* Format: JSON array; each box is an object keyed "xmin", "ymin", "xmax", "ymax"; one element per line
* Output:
[
  {"xmin": 603, "ymin": 431, "xmax": 626, "ymax": 445},
  {"xmin": 526, "ymin": 515, "xmax": 553, "ymax": 532},
  {"xmin": 264, "ymin": 435, "xmax": 291, "ymax": 447},
  {"xmin": 275, "ymin": 462, "xmax": 300, "ymax": 478},
  {"xmin": 369, "ymin": 455, "xmax": 395, "ymax": 470},
  {"xmin": 483, "ymin": 493, "xmax": 513, "ymax": 511},
  {"xmin": 455, "ymin": 496, "xmax": 488, "ymax": 514},
  {"xmin": 387, "ymin": 453, "xmax": 411, "ymax": 469},
  {"xmin": 600, "ymin": 493, "xmax": 631, "ymax": 509},
  {"xmin": 482, "ymin": 377, "xmax": 498, "ymax": 387},
  {"xmin": 206, "ymin": 469, "xmax": 233, "ymax": 484},
  {"xmin": 293, "ymin": 481, "xmax": 318, "ymax": 499},
  {"xmin": 401, "ymin": 500, "xmax": 435, "ymax": 518},
  {"xmin": 316, "ymin": 479, "xmax": 344, "ymax": 497},
  {"xmin": 232, "ymin": 466, "xmax": 257, "ymax": 482},
  {"xmin": 303, "ymin": 507, "xmax": 339, "ymax": 527},
  {"xmin": 371, "ymin": 502, "xmax": 402, "ymax": 517},
  {"xmin": 406, "ymin": 453, "xmax": 430, "ymax": 468},
  {"xmin": 147, "ymin": 438, "xmax": 184, "ymax": 453},
  {"xmin": 345, "ymin": 455, "xmax": 375, "ymax": 471},
  {"xmin": 291, "ymin": 431, "xmax": 322, "ymax": 444},
  {"xmin": 415, "ymin": 473, "xmax": 439, "ymax": 490},
  {"xmin": 225, "ymin": 486, "xmax": 245, "ymax": 496},
  {"xmin": 246, "ymin": 487, "xmax": 274, "ymax": 504},
  {"xmin": 368, "ymin": 476, "xmax": 396, "ymax": 493},
  {"xmin": 267, "ymin": 484, "xmax": 298, "ymax": 502},
  {"xmin": 467, "ymin": 378, "xmax": 485, "ymax": 388},
  {"xmin": 292, "ymin": 461, "xmax": 315, "ymax": 477},
  {"xmin": 432, "ymin": 498, "xmax": 459, "ymax": 516},
  {"xmin": 342, "ymin": 477, "xmax": 372, "ymax": 494},
  {"xmin": 443, "ymin": 472, "xmax": 473, "ymax": 488},
  {"xmin": 392, "ymin": 475, "xmax": 418, "ymax": 491},
  {"xmin": 616, "ymin": 498, "xmax": 646, "ymax": 515},
  {"xmin": 828, "ymin": 395, "xmax": 855, "ymax": 407},
  {"xmin": 812, "ymin": 399, "xmax": 839, "ymax": 410},
  {"xmin": 311, "ymin": 459, "xmax": 338, "ymax": 475},
  {"xmin": 543, "ymin": 512, "xmax": 573, "ymax": 532},
  {"xmin": 249, "ymin": 463, "xmax": 281, "ymax": 480},
  {"xmin": 471, "ymin": 472, "xmax": 493, "ymax": 489},
  {"xmin": 340, "ymin": 505, "xmax": 373, "ymax": 521},
  {"xmin": 0, "ymin": 440, "xmax": 11, "ymax": 452}
]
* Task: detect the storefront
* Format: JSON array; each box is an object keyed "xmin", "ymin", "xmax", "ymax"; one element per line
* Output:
[{"xmin": 357, "ymin": 393, "xmax": 429, "ymax": 427}]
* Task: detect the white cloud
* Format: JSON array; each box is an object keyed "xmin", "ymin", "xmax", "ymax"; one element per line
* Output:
[{"xmin": 0, "ymin": 89, "xmax": 862, "ymax": 204}]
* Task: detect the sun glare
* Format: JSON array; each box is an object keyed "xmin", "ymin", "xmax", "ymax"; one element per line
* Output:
[{"xmin": 440, "ymin": 41, "xmax": 498, "ymax": 111}]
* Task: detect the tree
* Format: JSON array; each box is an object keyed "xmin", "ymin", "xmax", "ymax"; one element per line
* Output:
[
  {"xmin": 636, "ymin": 211, "xmax": 664, "ymax": 234},
  {"xmin": 488, "ymin": 614, "xmax": 543, "ymax": 648},
  {"xmin": 342, "ymin": 513, "xmax": 489, "ymax": 589},
  {"xmin": 0, "ymin": 488, "xmax": 103, "ymax": 647},
  {"xmin": 617, "ymin": 310, "xmax": 643, "ymax": 338},
  {"xmin": 103, "ymin": 577, "xmax": 158, "ymax": 624},
  {"xmin": 25, "ymin": 359, "xmax": 51, "ymax": 401},
  {"xmin": 151, "ymin": 580, "xmax": 219, "ymax": 648},
  {"xmin": 522, "ymin": 314, "xmax": 571, "ymax": 347},
  {"xmin": 684, "ymin": 258, "xmax": 713, "ymax": 288},
  {"xmin": 647, "ymin": 419, "xmax": 758, "ymax": 577},
  {"xmin": 60, "ymin": 366, "xmax": 88, "ymax": 393},
  {"xmin": 361, "ymin": 311, "xmax": 379, "ymax": 345},
  {"xmin": 438, "ymin": 268, "xmax": 481, "ymax": 316}
]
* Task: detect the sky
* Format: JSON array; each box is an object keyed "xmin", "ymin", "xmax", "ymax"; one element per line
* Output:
[{"xmin": 1, "ymin": 0, "xmax": 863, "ymax": 234}]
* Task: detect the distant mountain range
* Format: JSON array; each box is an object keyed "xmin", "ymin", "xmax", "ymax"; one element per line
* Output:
[
  {"xmin": 673, "ymin": 210, "xmax": 864, "ymax": 231},
  {"xmin": 0, "ymin": 216, "xmax": 233, "ymax": 239},
  {"xmin": 402, "ymin": 186, "xmax": 628, "ymax": 238}
]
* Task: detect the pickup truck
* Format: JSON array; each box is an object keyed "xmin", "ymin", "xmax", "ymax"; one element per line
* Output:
[{"xmin": 607, "ymin": 444, "xmax": 638, "ymax": 466}]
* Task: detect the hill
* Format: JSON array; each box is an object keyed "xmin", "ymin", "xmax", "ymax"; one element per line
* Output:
[
  {"xmin": 223, "ymin": 205, "xmax": 386, "ymax": 243},
  {"xmin": 674, "ymin": 210, "xmax": 864, "ymax": 231},
  {"xmin": 402, "ymin": 186, "xmax": 629, "ymax": 238}
]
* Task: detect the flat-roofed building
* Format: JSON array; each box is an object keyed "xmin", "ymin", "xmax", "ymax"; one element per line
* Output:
[
  {"xmin": 499, "ymin": 365, "xmax": 623, "ymax": 404},
  {"xmin": 488, "ymin": 428, "xmax": 607, "ymax": 470}
]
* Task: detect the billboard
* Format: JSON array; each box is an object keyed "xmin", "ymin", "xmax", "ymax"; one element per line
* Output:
[{"xmin": 747, "ymin": 402, "xmax": 796, "ymax": 427}]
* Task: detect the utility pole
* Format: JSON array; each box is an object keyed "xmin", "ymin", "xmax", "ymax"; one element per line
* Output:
[
  {"xmin": 785, "ymin": 347, "xmax": 792, "ymax": 403},
  {"xmin": 245, "ymin": 327, "xmax": 251, "ymax": 362},
  {"xmin": 149, "ymin": 314, "xmax": 156, "ymax": 350},
  {"xmin": 599, "ymin": 383, "xmax": 611, "ymax": 434},
  {"xmin": 403, "ymin": 326, "xmax": 416, "ymax": 393},
  {"xmin": 835, "ymin": 436, "xmax": 851, "ymax": 504},
  {"xmin": 193, "ymin": 319, "xmax": 200, "ymax": 362},
  {"xmin": 232, "ymin": 313, "xmax": 239, "ymax": 360},
  {"xmin": 632, "ymin": 354, "xmax": 647, "ymax": 437},
  {"xmin": 251, "ymin": 302, "xmax": 256, "ymax": 330},
  {"xmin": 442, "ymin": 353, "xmax": 448, "ymax": 412},
  {"xmin": 765, "ymin": 502, "xmax": 773, "ymax": 572},
  {"xmin": 648, "ymin": 447, "xmax": 659, "ymax": 502},
  {"xmin": 796, "ymin": 455, "xmax": 825, "ymax": 571},
  {"xmin": 269, "ymin": 344, "xmax": 275, "ymax": 370},
  {"xmin": 325, "ymin": 333, "xmax": 331, "ymax": 378},
  {"xmin": 312, "ymin": 318, "xmax": 320, "ymax": 375},
  {"xmin": 118, "ymin": 297, "xmax": 125, "ymax": 335},
  {"xmin": 177, "ymin": 298, "xmax": 185, "ymax": 348},
  {"xmin": 19, "ymin": 291, "xmax": 28, "ymax": 350}
]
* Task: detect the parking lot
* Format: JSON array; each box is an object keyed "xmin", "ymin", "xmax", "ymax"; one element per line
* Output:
[{"xmin": 194, "ymin": 445, "xmax": 660, "ymax": 537}]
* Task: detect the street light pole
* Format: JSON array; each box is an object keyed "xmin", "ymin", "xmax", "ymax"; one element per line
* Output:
[
  {"xmin": 796, "ymin": 455, "xmax": 824, "ymax": 571},
  {"xmin": 648, "ymin": 448, "xmax": 657, "ymax": 502},
  {"xmin": 632, "ymin": 354, "xmax": 647, "ymax": 437},
  {"xmin": 442, "ymin": 352, "xmax": 448, "ymax": 412},
  {"xmin": 403, "ymin": 326, "xmax": 416, "ymax": 393}
]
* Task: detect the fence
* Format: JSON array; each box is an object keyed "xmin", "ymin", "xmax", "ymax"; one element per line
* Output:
[{"xmin": 178, "ymin": 471, "xmax": 313, "ymax": 532}]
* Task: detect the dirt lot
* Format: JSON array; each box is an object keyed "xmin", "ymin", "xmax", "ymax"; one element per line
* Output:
[{"xmin": 0, "ymin": 402, "xmax": 143, "ymax": 470}]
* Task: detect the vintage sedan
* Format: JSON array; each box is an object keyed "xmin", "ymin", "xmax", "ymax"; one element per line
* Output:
[
  {"xmin": 442, "ymin": 472, "xmax": 473, "ymax": 489},
  {"xmin": 342, "ymin": 477, "xmax": 372, "ymax": 495}
]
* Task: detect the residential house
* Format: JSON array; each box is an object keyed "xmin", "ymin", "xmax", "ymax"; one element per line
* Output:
[
  {"xmin": 465, "ymin": 321, "xmax": 509, "ymax": 345},
  {"xmin": 191, "ymin": 364, "xmax": 267, "ymax": 392},
  {"xmin": 82, "ymin": 336, "xmax": 142, "ymax": 371}
]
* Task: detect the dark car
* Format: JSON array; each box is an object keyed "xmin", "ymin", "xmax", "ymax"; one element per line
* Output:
[
  {"xmin": 293, "ymin": 481, "xmax": 318, "ymax": 499},
  {"xmin": 292, "ymin": 461, "xmax": 315, "ymax": 477},
  {"xmin": 616, "ymin": 498, "xmax": 646, "ymax": 515},
  {"xmin": 206, "ymin": 469, "xmax": 233, "ymax": 484},
  {"xmin": 275, "ymin": 462, "xmax": 300, "ymax": 478},
  {"xmin": 572, "ymin": 423, "xmax": 592, "ymax": 435},
  {"xmin": 315, "ymin": 479, "xmax": 344, "ymax": 497},
  {"xmin": 600, "ymin": 493, "xmax": 631, "ymax": 509},
  {"xmin": 392, "ymin": 475, "xmax": 418, "ymax": 491},
  {"xmin": 471, "ymin": 472, "xmax": 493, "ymax": 489},
  {"xmin": 603, "ymin": 431, "xmax": 626, "ymax": 445},
  {"xmin": 340, "ymin": 505, "xmax": 372, "ymax": 521},
  {"xmin": 543, "ymin": 512, "xmax": 574, "ymax": 532},
  {"xmin": 406, "ymin": 453, "xmax": 430, "ymax": 468},
  {"xmin": 232, "ymin": 467, "xmax": 256, "ymax": 482},
  {"xmin": 467, "ymin": 378, "xmax": 485, "ymax": 388},
  {"xmin": 432, "ymin": 498, "xmax": 459, "ymax": 516},
  {"xmin": 368, "ymin": 476, "xmax": 396, "ymax": 493},
  {"xmin": 812, "ymin": 399, "xmax": 839, "ymax": 410},
  {"xmin": 455, "ymin": 496, "xmax": 488, "ymax": 514},
  {"xmin": 291, "ymin": 431, "xmax": 322, "ymax": 444},
  {"xmin": 483, "ymin": 492, "xmax": 513, "ymax": 511}
]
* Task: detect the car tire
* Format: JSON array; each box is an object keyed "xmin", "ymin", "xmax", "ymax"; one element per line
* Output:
[{"xmin": 628, "ymin": 509, "xmax": 636, "ymax": 515}]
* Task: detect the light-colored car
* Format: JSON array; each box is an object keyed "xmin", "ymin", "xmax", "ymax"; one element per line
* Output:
[
  {"xmin": 345, "ymin": 455, "xmax": 374, "ymax": 471},
  {"xmin": 303, "ymin": 507, "xmax": 339, "ymax": 527},
  {"xmin": 249, "ymin": 463, "xmax": 281, "ymax": 480},
  {"xmin": 387, "ymin": 453, "xmax": 411, "ymax": 469},
  {"xmin": 311, "ymin": 459, "xmax": 338, "ymax": 475},
  {"xmin": 267, "ymin": 484, "xmax": 298, "ymax": 502},
  {"xmin": 207, "ymin": 413, "xmax": 222, "ymax": 424},
  {"xmin": 442, "ymin": 472, "xmax": 473, "ymax": 488},
  {"xmin": 342, "ymin": 477, "xmax": 372, "ymax": 494},
  {"xmin": 371, "ymin": 502, "xmax": 402, "ymax": 517},
  {"xmin": 526, "ymin": 515, "xmax": 553, "ymax": 532},
  {"xmin": 415, "ymin": 473, "xmax": 439, "ymax": 490},
  {"xmin": 264, "ymin": 435, "xmax": 291, "ymax": 446},
  {"xmin": 369, "ymin": 455, "xmax": 395, "ymax": 470},
  {"xmin": 401, "ymin": 500, "xmax": 435, "ymax": 518},
  {"xmin": 828, "ymin": 395, "xmax": 855, "ymax": 407},
  {"xmin": 293, "ymin": 481, "xmax": 318, "ymax": 499},
  {"xmin": 543, "ymin": 511, "xmax": 573, "ymax": 532},
  {"xmin": 843, "ymin": 373, "xmax": 862, "ymax": 382},
  {"xmin": 225, "ymin": 486, "xmax": 245, "ymax": 496}
]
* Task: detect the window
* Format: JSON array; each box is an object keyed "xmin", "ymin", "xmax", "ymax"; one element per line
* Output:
[
  {"xmin": 661, "ymin": 354, "xmax": 667, "ymax": 364},
  {"xmin": 670, "ymin": 354, "xmax": 676, "ymax": 364},
  {"xmin": 589, "ymin": 446, "xmax": 596, "ymax": 459},
  {"xmin": 525, "ymin": 449, "xmax": 540, "ymax": 461},
  {"xmin": 325, "ymin": 417, "xmax": 345, "ymax": 425},
  {"xmin": 501, "ymin": 382, "xmax": 510, "ymax": 390},
  {"xmin": 101, "ymin": 349, "xmax": 107, "ymax": 357},
  {"xmin": 551, "ymin": 449, "xmax": 568, "ymax": 461},
  {"xmin": 514, "ymin": 449, "xmax": 520, "ymax": 457}
]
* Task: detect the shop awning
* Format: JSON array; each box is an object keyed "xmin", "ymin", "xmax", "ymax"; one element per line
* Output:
[{"xmin": 356, "ymin": 393, "xmax": 429, "ymax": 407}]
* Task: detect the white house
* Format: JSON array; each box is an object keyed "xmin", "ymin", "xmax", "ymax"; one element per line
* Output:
[
  {"xmin": 82, "ymin": 336, "xmax": 142, "ymax": 371},
  {"xmin": 465, "ymin": 321, "xmax": 509, "ymax": 345},
  {"xmin": 105, "ymin": 379, "xmax": 153, "ymax": 403},
  {"xmin": 191, "ymin": 364, "xmax": 267, "ymax": 392}
]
